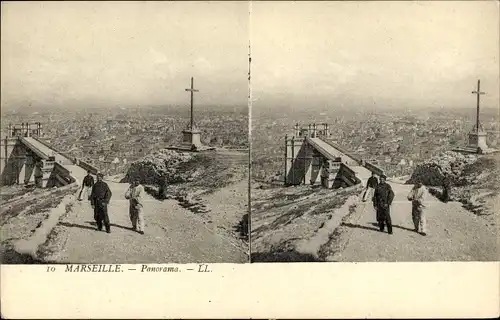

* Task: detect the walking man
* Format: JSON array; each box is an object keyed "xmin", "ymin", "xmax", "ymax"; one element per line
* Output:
[
  {"xmin": 78, "ymin": 171, "xmax": 95, "ymax": 201},
  {"xmin": 125, "ymin": 179, "xmax": 145, "ymax": 234},
  {"xmin": 90, "ymin": 172, "xmax": 112, "ymax": 233},
  {"xmin": 363, "ymin": 172, "xmax": 379, "ymax": 202},
  {"xmin": 441, "ymin": 176, "xmax": 451, "ymax": 203},
  {"xmin": 158, "ymin": 176, "xmax": 168, "ymax": 200},
  {"xmin": 372, "ymin": 174, "xmax": 395, "ymax": 234},
  {"xmin": 407, "ymin": 182, "xmax": 428, "ymax": 236}
]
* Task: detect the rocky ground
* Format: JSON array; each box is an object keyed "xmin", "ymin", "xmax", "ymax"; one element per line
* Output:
[
  {"xmin": 126, "ymin": 149, "xmax": 249, "ymax": 240},
  {"xmin": 251, "ymin": 151, "xmax": 499, "ymax": 262},
  {"xmin": 0, "ymin": 185, "xmax": 32, "ymax": 202},
  {"xmin": 407, "ymin": 151, "xmax": 478, "ymax": 186},
  {"xmin": 35, "ymin": 149, "xmax": 249, "ymax": 263},
  {"xmin": 250, "ymin": 182, "xmax": 363, "ymax": 262},
  {"xmin": 408, "ymin": 151, "xmax": 500, "ymax": 224},
  {"xmin": 0, "ymin": 184, "xmax": 78, "ymax": 263}
]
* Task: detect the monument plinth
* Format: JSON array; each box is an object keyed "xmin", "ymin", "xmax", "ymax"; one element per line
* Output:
[
  {"xmin": 182, "ymin": 126, "xmax": 202, "ymax": 149},
  {"xmin": 467, "ymin": 130, "xmax": 489, "ymax": 152},
  {"xmin": 453, "ymin": 79, "xmax": 498, "ymax": 154}
]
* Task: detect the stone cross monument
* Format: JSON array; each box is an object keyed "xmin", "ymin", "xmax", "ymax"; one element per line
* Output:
[
  {"xmin": 182, "ymin": 77, "xmax": 202, "ymax": 149},
  {"xmin": 468, "ymin": 79, "xmax": 488, "ymax": 153}
]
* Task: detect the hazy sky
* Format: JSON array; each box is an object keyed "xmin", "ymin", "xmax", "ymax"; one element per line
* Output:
[
  {"xmin": 251, "ymin": 1, "xmax": 499, "ymax": 110},
  {"xmin": 2, "ymin": 1, "xmax": 499, "ymax": 112},
  {"xmin": 1, "ymin": 1, "xmax": 249, "ymax": 110}
]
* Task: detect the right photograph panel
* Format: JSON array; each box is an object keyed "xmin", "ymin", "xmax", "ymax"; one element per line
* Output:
[{"xmin": 250, "ymin": 1, "xmax": 500, "ymax": 262}]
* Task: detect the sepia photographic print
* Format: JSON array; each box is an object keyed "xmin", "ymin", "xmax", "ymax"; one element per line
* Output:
[
  {"xmin": 0, "ymin": 1, "xmax": 498, "ymax": 319},
  {"xmin": 250, "ymin": 1, "xmax": 499, "ymax": 263},
  {"xmin": 1, "ymin": 1, "xmax": 249, "ymax": 264}
]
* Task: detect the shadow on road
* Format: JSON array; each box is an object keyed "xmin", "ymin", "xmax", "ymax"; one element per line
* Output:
[
  {"xmin": 110, "ymin": 223, "xmax": 134, "ymax": 231},
  {"xmin": 59, "ymin": 222, "xmax": 98, "ymax": 231},
  {"xmin": 83, "ymin": 221, "xmax": 133, "ymax": 231},
  {"xmin": 392, "ymin": 224, "xmax": 416, "ymax": 232},
  {"xmin": 370, "ymin": 222, "xmax": 416, "ymax": 232},
  {"xmin": 342, "ymin": 222, "xmax": 380, "ymax": 232},
  {"xmin": 368, "ymin": 222, "xmax": 416, "ymax": 232},
  {"xmin": 59, "ymin": 221, "xmax": 132, "ymax": 232},
  {"xmin": 251, "ymin": 251, "xmax": 323, "ymax": 262}
]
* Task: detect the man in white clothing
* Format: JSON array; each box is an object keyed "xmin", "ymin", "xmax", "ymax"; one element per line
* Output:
[
  {"xmin": 407, "ymin": 182, "xmax": 428, "ymax": 236},
  {"xmin": 125, "ymin": 179, "xmax": 145, "ymax": 234}
]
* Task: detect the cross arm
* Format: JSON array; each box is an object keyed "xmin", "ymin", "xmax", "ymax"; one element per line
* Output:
[
  {"xmin": 185, "ymin": 89, "xmax": 199, "ymax": 92},
  {"xmin": 472, "ymin": 91, "xmax": 486, "ymax": 94}
]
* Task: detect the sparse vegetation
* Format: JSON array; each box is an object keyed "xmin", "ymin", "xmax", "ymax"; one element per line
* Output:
[
  {"xmin": 126, "ymin": 149, "xmax": 247, "ymax": 199},
  {"xmin": 429, "ymin": 153, "xmax": 500, "ymax": 221},
  {"xmin": 251, "ymin": 182, "xmax": 361, "ymax": 262},
  {"xmin": 0, "ymin": 184, "xmax": 77, "ymax": 263}
]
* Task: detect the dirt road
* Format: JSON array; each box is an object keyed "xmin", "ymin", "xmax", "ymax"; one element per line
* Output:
[
  {"xmin": 324, "ymin": 181, "xmax": 499, "ymax": 261},
  {"xmin": 43, "ymin": 179, "xmax": 249, "ymax": 263}
]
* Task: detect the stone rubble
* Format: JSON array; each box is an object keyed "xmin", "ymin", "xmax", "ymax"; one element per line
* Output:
[
  {"xmin": 406, "ymin": 151, "xmax": 478, "ymax": 186},
  {"xmin": 121, "ymin": 149, "xmax": 195, "ymax": 185}
]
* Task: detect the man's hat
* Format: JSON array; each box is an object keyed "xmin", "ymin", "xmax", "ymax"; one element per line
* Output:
[
  {"xmin": 97, "ymin": 172, "xmax": 104, "ymax": 178},
  {"xmin": 380, "ymin": 174, "xmax": 387, "ymax": 179}
]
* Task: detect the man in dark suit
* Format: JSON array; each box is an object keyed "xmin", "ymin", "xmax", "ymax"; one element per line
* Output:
[
  {"xmin": 90, "ymin": 172, "xmax": 112, "ymax": 233},
  {"xmin": 442, "ymin": 175, "xmax": 451, "ymax": 203},
  {"xmin": 372, "ymin": 175, "xmax": 395, "ymax": 234}
]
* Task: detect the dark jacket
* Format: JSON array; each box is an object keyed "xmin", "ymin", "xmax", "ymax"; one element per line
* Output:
[
  {"xmin": 373, "ymin": 182, "xmax": 394, "ymax": 209},
  {"xmin": 443, "ymin": 176, "xmax": 451, "ymax": 189},
  {"xmin": 366, "ymin": 176, "xmax": 379, "ymax": 189},
  {"xmin": 83, "ymin": 175, "xmax": 95, "ymax": 187},
  {"xmin": 90, "ymin": 180, "xmax": 112, "ymax": 206}
]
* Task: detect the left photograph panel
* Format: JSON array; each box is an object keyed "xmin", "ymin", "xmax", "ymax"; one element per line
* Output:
[{"xmin": 0, "ymin": 1, "xmax": 250, "ymax": 264}]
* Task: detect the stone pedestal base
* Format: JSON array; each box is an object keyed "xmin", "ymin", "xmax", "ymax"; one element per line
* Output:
[
  {"xmin": 453, "ymin": 131, "xmax": 498, "ymax": 154},
  {"xmin": 468, "ymin": 131, "xmax": 489, "ymax": 151},
  {"xmin": 182, "ymin": 128, "xmax": 202, "ymax": 150}
]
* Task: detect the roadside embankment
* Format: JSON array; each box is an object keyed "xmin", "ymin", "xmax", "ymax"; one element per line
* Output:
[{"xmin": 251, "ymin": 182, "xmax": 363, "ymax": 262}]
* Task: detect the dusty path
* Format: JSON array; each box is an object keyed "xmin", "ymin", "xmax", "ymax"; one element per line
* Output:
[
  {"xmin": 325, "ymin": 182, "xmax": 499, "ymax": 261},
  {"xmin": 44, "ymin": 180, "xmax": 248, "ymax": 263}
]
